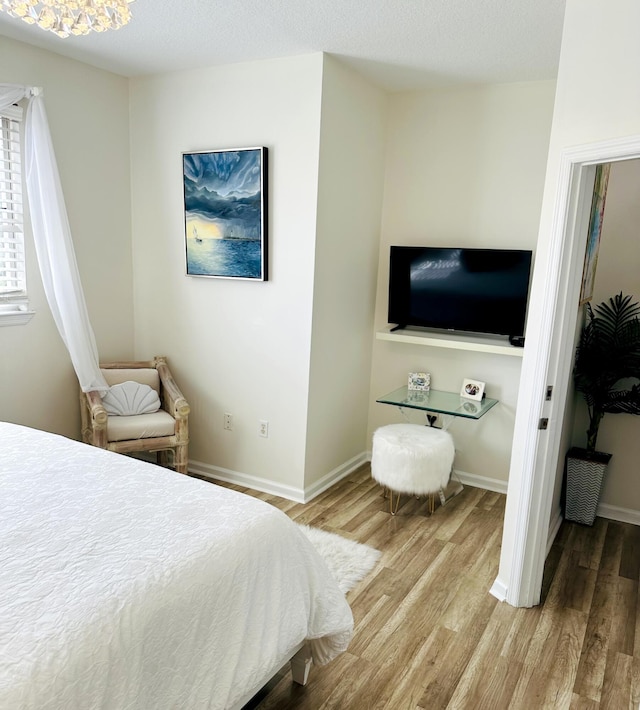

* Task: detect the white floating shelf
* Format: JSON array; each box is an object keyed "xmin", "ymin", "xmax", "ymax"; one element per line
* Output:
[{"xmin": 376, "ymin": 328, "xmax": 525, "ymax": 357}]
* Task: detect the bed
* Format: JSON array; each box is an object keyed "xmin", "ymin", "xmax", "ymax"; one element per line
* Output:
[{"xmin": 0, "ymin": 422, "xmax": 353, "ymax": 710}]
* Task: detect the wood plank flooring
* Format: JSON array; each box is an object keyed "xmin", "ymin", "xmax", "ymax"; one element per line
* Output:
[{"xmin": 209, "ymin": 464, "xmax": 640, "ymax": 709}]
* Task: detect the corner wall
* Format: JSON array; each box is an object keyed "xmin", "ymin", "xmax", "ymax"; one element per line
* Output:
[
  {"xmin": 498, "ymin": 0, "xmax": 640, "ymax": 600},
  {"xmin": 304, "ymin": 55, "xmax": 387, "ymax": 492},
  {"xmin": 369, "ymin": 82, "xmax": 556, "ymax": 486},
  {"xmin": 0, "ymin": 36, "xmax": 133, "ymax": 438},
  {"xmin": 129, "ymin": 54, "xmax": 325, "ymax": 494}
]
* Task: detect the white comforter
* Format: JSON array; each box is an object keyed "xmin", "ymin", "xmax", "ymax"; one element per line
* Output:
[{"xmin": 0, "ymin": 423, "xmax": 353, "ymax": 710}]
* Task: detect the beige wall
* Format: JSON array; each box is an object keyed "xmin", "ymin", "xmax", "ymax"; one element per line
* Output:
[
  {"xmin": 0, "ymin": 36, "xmax": 133, "ymax": 438},
  {"xmin": 304, "ymin": 56, "xmax": 387, "ymax": 490},
  {"xmin": 368, "ymin": 82, "xmax": 556, "ymax": 485},
  {"xmin": 499, "ymin": 0, "xmax": 640, "ymax": 590},
  {"xmin": 129, "ymin": 55, "xmax": 325, "ymax": 495},
  {"xmin": 571, "ymin": 159, "xmax": 640, "ymax": 511},
  {"xmin": 539, "ymin": 0, "xmax": 640, "ymax": 522},
  {"xmin": 129, "ymin": 53, "xmax": 389, "ymax": 498},
  {"xmin": 1, "ymin": 37, "xmax": 559, "ymax": 501}
]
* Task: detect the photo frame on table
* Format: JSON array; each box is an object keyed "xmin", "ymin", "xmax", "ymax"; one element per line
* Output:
[
  {"xmin": 408, "ymin": 372, "xmax": 431, "ymax": 391},
  {"xmin": 182, "ymin": 147, "xmax": 268, "ymax": 281},
  {"xmin": 460, "ymin": 378, "xmax": 485, "ymax": 401}
]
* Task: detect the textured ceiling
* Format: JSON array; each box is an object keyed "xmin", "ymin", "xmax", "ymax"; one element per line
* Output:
[{"xmin": 0, "ymin": 0, "xmax": 566, "ymax": 91}]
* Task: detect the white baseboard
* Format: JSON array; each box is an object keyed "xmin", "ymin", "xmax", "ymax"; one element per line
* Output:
[
  {"xmin": 546, "ymin": 503, "xmax": 640, "ymax": 543},
  {"xmin": 597, "ymin": 502, "xmax": 640, "ymax": 525},
  {"xmin": 303, "ymin": 452, "xmax": 370, "ymax": 502},
  {"xmin": 188, "ymin": 460, "xmax": 306, "ymax": 502},
  {"xmin": 188, "ymin": 451, "xmax": 369, "ymax": 504},
  {"xmin": 363, "ymin": 449, "xmax": 508, "ymax": 496},
  {"xmin": 189, "ymin": 455, "xmax": 507, "ymax": 505},
  {"xmin": 489, "ymin": 577, "xmax": 508, "ymax": 602},
  {"xmin": 452, "ymin": 469, "xmax": 508, "ymax": 495}
]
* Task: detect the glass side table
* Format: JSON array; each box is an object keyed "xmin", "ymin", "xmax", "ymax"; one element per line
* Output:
[{"xmin": 376, "ymin": 386, "xmax": 498, "ymax": 429}]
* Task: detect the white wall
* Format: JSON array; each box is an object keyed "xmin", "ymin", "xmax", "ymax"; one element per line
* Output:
[
  {"xmin": 304, "ymin": 55, "xmax": 387, "ymax": 490},
  {"xmin": 0, "ymin": 38, "xmax": 563, "ymax": 509},
  {"xmin": 130, "ymin": 53, "xmax": 389, "ymax": 498},
  {"xmin": 368, "ymin": 82, "xmax": 556, "ymax": 485},
  {"xmin": 0, "ymin": 36, "xmax": 133, "ymax": 438},
  {"xmin": 498, "ymin": 0, "xmax": 640, "ymax": 596},
  {"xmin": 129, "ymin": 55, "xmax": 325, "ymax": 495},
  {"xmin": 571, "ymin": 158, "xmax": 640, "ymax": 512}
]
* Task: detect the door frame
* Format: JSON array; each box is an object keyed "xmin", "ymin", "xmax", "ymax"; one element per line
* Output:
[{"xmin": 494, "ymin": 134, "xmax": 640, "ymax": 608}]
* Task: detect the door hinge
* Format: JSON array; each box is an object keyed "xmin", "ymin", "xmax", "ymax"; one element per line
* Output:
[
  {"xmin": 546, "ymin": 386, "xmax": 553, "ymax": 401},
  {"xmin": 538, "ymin": 418, "xmax": 549, "ymax": 430}
]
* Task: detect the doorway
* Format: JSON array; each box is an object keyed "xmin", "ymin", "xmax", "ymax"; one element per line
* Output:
[{"xmin": 495, "ymin": 134, "xmax": 640, "ymax": 608}]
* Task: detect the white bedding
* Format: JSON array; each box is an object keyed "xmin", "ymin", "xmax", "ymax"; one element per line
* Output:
[{"xmin": 0, "ymin": 423, "xmax": 353, "ymax": 710}]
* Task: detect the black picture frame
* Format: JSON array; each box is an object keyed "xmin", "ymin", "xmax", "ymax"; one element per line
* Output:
[{"xmin": 182, "ymin": 146, "xmax": 268, "ymax": 281}]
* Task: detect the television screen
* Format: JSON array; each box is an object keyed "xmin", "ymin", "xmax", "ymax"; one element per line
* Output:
[{"xmin": 388, "ymin": 246, "xmax": 532, "ymax": 338}]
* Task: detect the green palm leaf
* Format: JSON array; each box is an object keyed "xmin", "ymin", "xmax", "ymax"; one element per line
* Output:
[{"xmin": 574, "ymin": 292, "xmax": 640, "ymax": 452}]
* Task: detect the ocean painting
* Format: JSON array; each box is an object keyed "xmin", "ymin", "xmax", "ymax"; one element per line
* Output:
[{"xmin": 183, "ymin": 147, "xmax": 267, "ymax": 280}]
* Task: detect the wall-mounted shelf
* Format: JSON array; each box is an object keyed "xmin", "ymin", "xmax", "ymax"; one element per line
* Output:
[{"xmin": 376, "ymin": 327, "xmax": 525, "ymax": 358}]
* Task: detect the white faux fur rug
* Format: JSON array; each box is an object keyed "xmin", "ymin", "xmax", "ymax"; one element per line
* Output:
[{"xmin": 297, "ymin": 524, "xmax": 381, "ymax": 593}]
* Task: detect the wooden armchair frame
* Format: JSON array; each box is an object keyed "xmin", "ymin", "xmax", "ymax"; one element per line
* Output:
[{"xmin": 80, "ymin": 356, "xmax": 190, "ymax": 474}]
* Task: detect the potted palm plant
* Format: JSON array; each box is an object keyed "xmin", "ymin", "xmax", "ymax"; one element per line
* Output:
[{"xmin": 566, "ymin": 292, "xmax": 640, "ymax": 525}]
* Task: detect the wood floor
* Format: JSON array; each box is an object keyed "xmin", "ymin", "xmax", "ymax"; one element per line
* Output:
[{"xmin": 213, "ymin": 464, "xmax": 640, "ymax": 709}]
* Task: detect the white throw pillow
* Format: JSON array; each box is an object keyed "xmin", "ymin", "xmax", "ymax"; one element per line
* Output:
[{"xmin": 101, "ymin": 381, "xmax": 161, "ymax": 416}]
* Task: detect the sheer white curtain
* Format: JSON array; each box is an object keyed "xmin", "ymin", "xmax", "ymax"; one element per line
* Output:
[{"xmin": 0, "ymin": 84, "xmax": 108, "ymax": 393}]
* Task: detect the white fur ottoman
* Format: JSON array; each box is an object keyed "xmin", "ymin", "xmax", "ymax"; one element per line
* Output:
[{"xmin": 371, "ymin": 423, "xmax": 455, "ymax": 515}]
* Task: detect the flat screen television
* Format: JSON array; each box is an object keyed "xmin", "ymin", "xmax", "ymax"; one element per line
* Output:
[{"xmin": 388, "ymin": 246, "xmax": 533, "ymax": 338}]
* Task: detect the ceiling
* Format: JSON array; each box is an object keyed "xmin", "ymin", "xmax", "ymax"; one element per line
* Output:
[{"xmin": 0, "ymin": 0, "xmax": 566, "ymax": 92}]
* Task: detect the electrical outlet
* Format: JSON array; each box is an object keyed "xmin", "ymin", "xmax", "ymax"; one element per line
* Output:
[
  {"xmin": 259, "ymin": 420, "xmax": 269, "ymax": 438},
  {"xmin": 223, "ymin": 412, "xmax": 233, "ymax": 431}
]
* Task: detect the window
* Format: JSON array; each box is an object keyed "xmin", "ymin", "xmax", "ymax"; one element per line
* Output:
[{"xmin": 0, "ymin": 104, "xmax": 32, "ymax": 325}]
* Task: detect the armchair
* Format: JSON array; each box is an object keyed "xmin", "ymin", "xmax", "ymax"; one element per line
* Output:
[{"xmin": 80, "ymin": 356, "xmax": 190, "ymax": 474}]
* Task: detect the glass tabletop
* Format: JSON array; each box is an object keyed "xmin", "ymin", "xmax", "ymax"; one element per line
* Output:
[{"xmin": 376, "ymin": 386, "xmax": 498, "ymax": 419}]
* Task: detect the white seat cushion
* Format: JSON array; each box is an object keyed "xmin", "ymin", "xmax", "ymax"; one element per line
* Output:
[{"xmin": 107, "ymin": 411, "xmax": 176, "ymax": 442}]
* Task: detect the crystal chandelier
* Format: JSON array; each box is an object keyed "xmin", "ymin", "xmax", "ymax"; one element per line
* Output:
[{"xmin": 0, "ymin": 0, "xmax": 135, "ymax": 38}]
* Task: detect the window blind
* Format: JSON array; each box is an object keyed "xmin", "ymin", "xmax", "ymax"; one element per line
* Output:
[{"xmin": 0, "ymin": 105, "xmax": 25, "ymax": 301}]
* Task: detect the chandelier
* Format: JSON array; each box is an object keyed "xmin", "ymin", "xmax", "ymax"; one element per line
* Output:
[{"xmin": 0, "ymin": 0, "xmax": 135, "ymax": 38}]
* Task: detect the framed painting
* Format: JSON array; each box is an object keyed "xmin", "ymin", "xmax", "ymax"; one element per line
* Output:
[
  {"xmin": 579, "ymin": 162, "xmax": 610, "ymax": 304},
  {"xmin": 182, "ymin": 147, "xmax": 268, "ymax": 280}
]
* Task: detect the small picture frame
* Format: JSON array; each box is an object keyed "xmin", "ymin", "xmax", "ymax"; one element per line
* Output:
[
  {"xmin": 408, "ymin": 372, "xmax": 431, "ymax": 391},
  {"xmin": 460, "ymin": 378, "xmax": 485, "ymax": 401}
]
